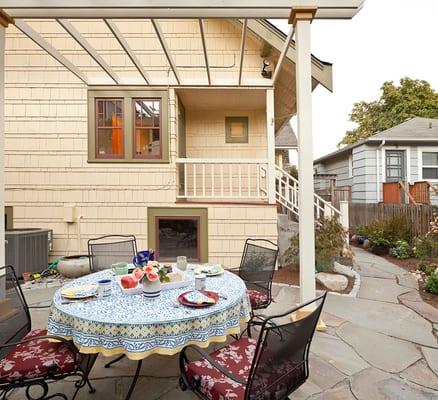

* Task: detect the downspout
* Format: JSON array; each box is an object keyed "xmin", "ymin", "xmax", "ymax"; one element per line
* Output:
[{"xmin": 376, "ymin": 140, "xmax": 385, "ymax": 202}]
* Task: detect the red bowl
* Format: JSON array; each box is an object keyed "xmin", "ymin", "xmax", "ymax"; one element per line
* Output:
[{"xmin": 178, "ymin": 290, "xmax": 219, "ymax": 308}]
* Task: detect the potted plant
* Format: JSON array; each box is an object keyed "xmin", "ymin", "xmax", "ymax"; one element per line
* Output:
[
  {"xmin": 133, "ymin": 260, "xmax": 171, "ymax": 299},
  {"xmin": 369, "ymin": 237, "xmax": 392, "ymax": 255}
]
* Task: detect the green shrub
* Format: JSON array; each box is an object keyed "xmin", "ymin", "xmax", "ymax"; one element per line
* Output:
[
  {"xmin": 389, "ymin": 240, "xmax": 413, "ymax": 259},
  {"xmin": 413, "ymin": 236, "xmax": 438, "ymax": 259},
  {"xmin": 425, "ymin": 272, "xmax": 438, "ymax": 295},
  {"xmin": 289, "ymin": 165, "xmax": 299, "ymax": 180},
  {"xmin": 284, "ymin": 218, "xmax": 346, "ymax": 273},
  {"xmin": 417, "ymin": 261, "xmax": 438, "ymax": 276}
]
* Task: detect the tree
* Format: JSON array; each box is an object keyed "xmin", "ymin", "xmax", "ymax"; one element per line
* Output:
[{"xmin": 340, "ymin": 78, "xmax": 438, "ymax": 145}]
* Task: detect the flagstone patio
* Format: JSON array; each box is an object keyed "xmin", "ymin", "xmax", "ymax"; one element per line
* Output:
[{"xmin": 8, "ymin": 247, "xmax": 438, "ymax": 399}]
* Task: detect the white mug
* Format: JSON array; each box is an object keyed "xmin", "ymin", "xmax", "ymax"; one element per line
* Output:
[{"xmin": 97, "ymin": 278, "xmax": 112, "ymax": 297}]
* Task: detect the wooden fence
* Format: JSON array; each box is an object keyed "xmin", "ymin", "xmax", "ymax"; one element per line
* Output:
[{"xmin": 349, "ymin": 203, "xmax": 437, "ymax": 236}]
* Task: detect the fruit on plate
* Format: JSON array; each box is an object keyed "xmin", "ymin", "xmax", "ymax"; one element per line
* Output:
[
  {"xmin": 132, "ymin": 267, "xmax": 144, "ymax": 282},
  {"xmin": 121, "ymin": 275, "xmax": 138, "ymax": 289}
]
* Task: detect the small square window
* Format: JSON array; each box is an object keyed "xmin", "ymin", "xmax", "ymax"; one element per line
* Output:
[{"xmin": 225, "ymin": 117, "xmax": 248, "ymax": 143}]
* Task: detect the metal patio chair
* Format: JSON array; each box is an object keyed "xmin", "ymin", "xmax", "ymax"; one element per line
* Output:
[
  {"xmin": 87, "ymin": 234, "xmax": 137, "ymax": 272},
  {"xmin": 0, "ymin": 265, "xmax": 96, "ymax": 400},
  {"xmin": 179, "ymin": 291, "xmax": 327, "ymax": 400},
  {"xmin": 234, "ymin": 239, "xmax": 279, "ymax": 311}
]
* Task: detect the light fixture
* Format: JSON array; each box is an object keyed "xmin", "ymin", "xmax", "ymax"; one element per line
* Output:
[{"xmin": 261, "ymin": 59, "xmax": 272, "ymax": 79}]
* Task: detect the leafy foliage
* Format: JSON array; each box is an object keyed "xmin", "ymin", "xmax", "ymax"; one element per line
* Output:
[
  {"xmin": 340, "ymin": 78, "xmax": 438, "ymax": 145},
  {"xmin": 284, "ymin": 218, "xmax": 346, "ymax": 273},
  {"xmin": 417, "ymin": 261, "xmax": 438, "ymax": 276},
  {"xmin": 289, "ymin": 165, "xmax": 298, "ymax": 180},
  {"xmin": 389, "ymin": 240, "xmax": 413, "ymax": 259},
  {"xmin": 425, "ymin": 272, "xmax": 438, "ymax": 295}
]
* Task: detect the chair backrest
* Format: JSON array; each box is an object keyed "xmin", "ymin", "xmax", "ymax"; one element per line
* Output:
[
  {"xmin": 238, "ymin": 239, "xmax": 278, "ymax": 293},
  {"xmin": 0, "ymin": 265, "xmax": 31, "ymax": 358},
  {"xmin": 88, "ymin": 235, "xmax": 137, "ymax": 272},
  {"xmin": 245, "ymin": 292, "xmax": 327, "ymax": 400}
]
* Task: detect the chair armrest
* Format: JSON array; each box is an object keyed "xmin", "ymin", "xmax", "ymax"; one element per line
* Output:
[
  {"xmin": 181, "ymin": 345, "xmax": 247, "ymax": 385},
  {"xmin": 28, "ymin": 304, "xmax": 51, "ymax": 309},
  {"xmin": 228, "ymin": 268, "xmax": 240, "ymax": 275},
  {"xmin": 0, "ymin": 334, "xmax": 80, "ymax": 363}
]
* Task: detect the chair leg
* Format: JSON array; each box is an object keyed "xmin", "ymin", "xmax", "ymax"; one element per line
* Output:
[
  {"xmin": 104, "ymin": 354, "xmax": 126, "ymax": 368},
  {"xmin": 124, "ymin": 360, "xmax": 142, "ymax": 400}
]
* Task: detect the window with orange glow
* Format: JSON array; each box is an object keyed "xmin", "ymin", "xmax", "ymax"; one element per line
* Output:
[{"xmin": 95, "ymin": 99, "xmax": 124, "ymax": 158}]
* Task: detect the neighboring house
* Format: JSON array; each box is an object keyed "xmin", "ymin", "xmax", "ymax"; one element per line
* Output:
[
  {"xmin": 4, "ymin": 18, "xmax": 334, "ymax": 266},
  {"xmin": 314, "ymin": 117, "xmax": 438, "ymax": 205},
  {"xmin": 275, "ymin": 123, "xmax": 297, "ymax": 170}
]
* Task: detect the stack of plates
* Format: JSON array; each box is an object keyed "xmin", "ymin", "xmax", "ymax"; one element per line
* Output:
[{"xmin": 60, "ymin": 284, "xmax": 98, "ymax": 300}]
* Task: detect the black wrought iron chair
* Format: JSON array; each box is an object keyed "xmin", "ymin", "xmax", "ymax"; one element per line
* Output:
[
  {"xmin": 0, "ymin": 265, "xmax": 96, "ymax": 400},
  {"xmin": 87, "ymin": 234, "xmax": 137, "ymax": 272},
  {"xmin": 179, "ymin": 292, "xmax": 327, "ymax": 400},
  {"xmin": 234, "ymin": 239, "xmax": 279, "ymax": 311}
]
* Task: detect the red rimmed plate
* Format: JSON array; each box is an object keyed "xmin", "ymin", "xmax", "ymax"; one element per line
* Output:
[{"xmin": 178, "ymin": 290, "xmax": 219, "ymax": 308}]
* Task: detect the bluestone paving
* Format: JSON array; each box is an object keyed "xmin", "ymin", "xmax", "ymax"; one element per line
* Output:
[
  {"xmin": 398, "ymin": 273, "xmax": 420, "ymax": 290},
  {"xmin": 337, "ymin": 322, "xmax": 422, "ymax": 373},
  {"xmin": 358, "ymin": 276, "xmax": 410, "ymax": 303},
  {"xmin": 8, "ymin": 248, "xmax": 438, "ymax": 400}
]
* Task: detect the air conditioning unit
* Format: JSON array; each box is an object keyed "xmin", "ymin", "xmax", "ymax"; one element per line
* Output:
[{"xmin": 5, "ymin": 228, "xmax": 53, "ymax": 278}]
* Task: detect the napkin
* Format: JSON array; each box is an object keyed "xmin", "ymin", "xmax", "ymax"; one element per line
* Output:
[{"xmin": 183, "ymin": 291, "xmax": 216, "ymax": 305}]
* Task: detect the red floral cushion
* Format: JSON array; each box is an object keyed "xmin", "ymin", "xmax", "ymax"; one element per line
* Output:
[
  {"xmin": 0, "ymin": 329, "xmax": 80, "ymax": 384},
  {"xmin": 185, "ymin": 337, "xmax": 256, "ymax": 400},
  {"xmin": 247, "ymin": 289, "xmax": 269, "ymax": 308},
  {"xmin": 185, "ymin": 337, "xmax": 306, "ymax": 400}
]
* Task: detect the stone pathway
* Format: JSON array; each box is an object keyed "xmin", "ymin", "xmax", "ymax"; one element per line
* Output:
[{"xmin": 8, "ymin": 248, "xmax": 438, "ymax": 399}]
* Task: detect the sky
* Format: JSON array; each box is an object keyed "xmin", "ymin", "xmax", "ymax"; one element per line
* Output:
[{"xmin": 272, "ymin": 0, "xmax": 438, "ymax": 159}]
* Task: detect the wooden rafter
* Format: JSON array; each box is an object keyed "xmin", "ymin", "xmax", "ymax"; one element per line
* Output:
[
  {"xmin": 14, "ymin": 19, "xmax": 89, "ymax": 84},
  {"xmin": 238, "ymin": 18, "xmax": 247, "ymax": 85},
  {"xmin": 151, "ymin": 19, "xmax": 181, "ymax": 85},
  {"xmin": 104, "ymin": 19, "xmax": 150, "ymax": 84},
  {"xmin": 57, "ymin": 18, "xmax": 120, "ymax": 84},
  {"xmin": 272, "ymin": 24, "xmax": 295, "ymax": 84},
  {"xmin": 198, "ymin": 18, "xmax": 211, "ymax": 85}
]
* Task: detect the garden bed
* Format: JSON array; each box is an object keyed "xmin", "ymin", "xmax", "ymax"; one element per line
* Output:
[
  {"xmin": 381, "ymin": 254, "xmax": 438, "ymax": 309},
  {"xmin": 273, "ymin": 264, "xmax": 355, "ymax": 295}
]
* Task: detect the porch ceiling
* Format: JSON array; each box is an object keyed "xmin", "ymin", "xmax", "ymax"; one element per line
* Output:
[{"xmin": 177, "ymin": 88, "xmax": 266, "ymax": 111}]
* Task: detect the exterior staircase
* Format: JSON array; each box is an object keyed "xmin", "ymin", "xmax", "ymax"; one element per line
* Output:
[{"xmin": 274, "ymin": 164, "xmax": 342, "ymax": 221}]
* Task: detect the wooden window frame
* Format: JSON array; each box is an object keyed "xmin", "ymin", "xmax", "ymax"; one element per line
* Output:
[
  {"xmin": 95, "ymin": 98, "xmax": 125, "ymax": 159},
  {"xmin": 421, "ymin": 151, "xmax": 438, "ymax": 181},
  {"xmin": 225, "ymin": 116, "xmax": 249, "ymax": 144},
  {"xmin": 155, "ymin": 216, "xmax": 201, "ymax": 262},
  {"xmin": 133, "ymin": 98, "xmax": 162, "ymax": 160},
  {"xmin": 147, "ymin": 207, "xmax": 208, "ymax": 263},
  {"xmin": 88, "ymin": 89, "xmax": 169, "ymax": 163}
]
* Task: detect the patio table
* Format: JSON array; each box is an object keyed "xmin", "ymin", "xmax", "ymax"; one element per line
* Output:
[{"xmin": 48, "ymin": 268, "xmax": 250, "ymax": 359}]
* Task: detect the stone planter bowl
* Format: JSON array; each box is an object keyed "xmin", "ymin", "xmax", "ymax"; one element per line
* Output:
[{"xmin": 57, "ymin": 255, "xmax": 90, "ymax": 278}]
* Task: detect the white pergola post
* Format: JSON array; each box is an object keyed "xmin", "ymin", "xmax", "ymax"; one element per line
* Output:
[
  {"xmin": 266, "ymin": 88, "xmax": 276, "ymax": 204},
  {"xmin": 292, "ymin": 7, "xmax": 317, "ymax": 303},
  {"xmin": 0, "ymin": 12, "xmax": 10, "ymax": 298}
]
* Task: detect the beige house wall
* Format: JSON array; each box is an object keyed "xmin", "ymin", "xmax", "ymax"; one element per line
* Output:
[{"xmin": 4, "ymin": 19, "xmax": 277, "ymax": 266}]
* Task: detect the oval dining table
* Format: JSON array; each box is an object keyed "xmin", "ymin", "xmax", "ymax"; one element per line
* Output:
[{"xmin": 47, "ymin": 267, "xmax": 251, "ymax": 399}]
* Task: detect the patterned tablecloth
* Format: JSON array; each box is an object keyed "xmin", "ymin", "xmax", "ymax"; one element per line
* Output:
[{"xmin": 48, "ymin": 269, "xmax": 251, "ymax": 360}]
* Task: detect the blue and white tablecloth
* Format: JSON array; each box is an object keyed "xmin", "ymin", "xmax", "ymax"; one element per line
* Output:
[{"xmin": 48, "ymin": 269, "xmax": 250, "ymax": 360}]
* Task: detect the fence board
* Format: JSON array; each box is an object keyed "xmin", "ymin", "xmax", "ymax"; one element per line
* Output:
[{"xmin": 349, "ymin": 203, "xmax": 437, "ymax": 236}]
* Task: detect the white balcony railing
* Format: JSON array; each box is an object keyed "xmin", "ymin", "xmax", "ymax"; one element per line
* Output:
[{"xmin": 176, "ymin": 158, "xmax": 269, "ymax": 201}]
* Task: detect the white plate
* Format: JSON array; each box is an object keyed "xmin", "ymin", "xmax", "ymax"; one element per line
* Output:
[{"xmin": 194, "ymin": 264, "xmax": 224, "ymax": 276}]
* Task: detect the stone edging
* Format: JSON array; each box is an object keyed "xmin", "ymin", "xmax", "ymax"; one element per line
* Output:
[{"xmin": 273, "ymin": 266, "xmax": 361, "ymax": 298}]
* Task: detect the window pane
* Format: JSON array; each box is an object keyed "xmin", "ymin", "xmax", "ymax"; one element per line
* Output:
[
  {"xmin": 134, "ymin": 99, "xmax": 161, "ymax": 158},
  {"xmin": 95, "ymin": 99, "xmax": 123, "ymax": 157},
  {"xmin": 157, "ymin": 218, "xmax": 198, "ymax": 260},
  {"xmin": 423, "ymin": 152, "xmax": 438, "ymax": 166},
  {"xmin": 230, "ymin": 122, "xmax": 245, "ymax": 138},
  {"xmin": 423, "ymin": 168, "xmax": 438, "ymax": 179}
]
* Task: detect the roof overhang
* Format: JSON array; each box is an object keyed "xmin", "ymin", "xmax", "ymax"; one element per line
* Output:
[{"xmin": 1, "ymin": 1, "xmax": 365, "ymax": 19}]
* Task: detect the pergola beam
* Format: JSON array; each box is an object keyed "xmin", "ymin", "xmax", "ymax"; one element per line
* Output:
[
  {"xmin": 57, "ymin": 18, "xmax": 120, "ymax": 84},
  {"xmin": 198, "ymin": 18, "xmax": 211, "ymax": 85},
  {"xmin": 104, "ymin": 19, "xmax": 150, "ymax": 84},
  {"xmin": 14, "ymin": 19, "xmax": 89, "ymax": 84},
  {"xmin": 238, "ymin": 18, "xmax": 247, "ymax": 86},
  {"xmin": 151, "ymin": 19, "xmax": 181, "ymax": 85},
  {"xmin": 1, "ymin": 1, "xmax": 365, "ymax": 19},
  {"xmin": 272, "ymin": 24, "xmax": 295, "ymax": 84}
]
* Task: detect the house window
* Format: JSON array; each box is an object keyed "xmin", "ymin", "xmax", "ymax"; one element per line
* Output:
[
  {"xmin": 385, "ymin": 150, "xmax": 405, "ymax": 182},
  {"xmin": 147, "ymin": 207, "xmax": 208, "ymax": 263},
  {"xmin": 422, "ymin": 152, "xmax": 438, "ymax": 180},
  {"xmin": 156, "ymin": 217, "xmax": 199, "ymax": 261},
  {"xmin": 88, "ymin": 90, "xmax": 169, "ymax": 163},
  {"xmin": 134, "ymin": 99, "xmax": 162, "ymax": 158},
  {"xmin": 225, "ymin": 117, "xmax": 248, "ymax": 143},
  {"xmin": 95, "ymin": 99, "xmax": 124, "ymax": 158}
]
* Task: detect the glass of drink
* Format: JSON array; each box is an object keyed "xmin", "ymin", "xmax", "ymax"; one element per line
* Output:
[{"xmin": 176, "ymin": 256, "xmax": 187, "ymax": 272}]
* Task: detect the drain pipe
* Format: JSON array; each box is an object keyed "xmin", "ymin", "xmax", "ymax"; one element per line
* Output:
[{"xmin": 376, "ymin": 140, "xmax": 386, "ymax": 202}]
